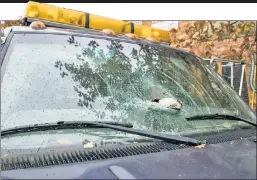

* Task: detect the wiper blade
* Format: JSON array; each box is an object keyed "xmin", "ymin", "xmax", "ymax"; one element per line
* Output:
[
  {"xmin": 186, "ymin": 113, "xmax": 257, "ymax": 127},
  {"xmin": 1, "ymin": 121, "xmax": 202, "ymax": 146},
  {"xmin": 1, "ymin": 121, "xmax": 133, "ymax": 137}
]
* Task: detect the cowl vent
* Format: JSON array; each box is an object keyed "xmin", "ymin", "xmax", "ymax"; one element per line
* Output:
[
  {"xmin": 1, "ymin": 142, "xmax": 189, "ymax": 171},
  {"xmin": 1, "ymin": 128, "xmax": 255, "ymax": 171}
]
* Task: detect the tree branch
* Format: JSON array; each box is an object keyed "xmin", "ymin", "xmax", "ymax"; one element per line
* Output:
[{"xmin": 230, "ymin": 21, "xmax": 238, "ymax": 26}]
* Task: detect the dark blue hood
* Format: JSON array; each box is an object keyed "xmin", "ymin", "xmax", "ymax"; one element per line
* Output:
[
  {"xmin": 79, "ymin": 138, "xmax": 256, "ymax": 179},
  {"xmin": 1, "ymin": 138, "xmax": 256, "ymax": 179}
]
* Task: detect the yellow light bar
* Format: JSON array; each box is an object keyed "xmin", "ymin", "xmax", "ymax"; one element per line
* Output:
[{"xmin": 24, "ymin": 1, "xmax": 170, "ymax": 43}]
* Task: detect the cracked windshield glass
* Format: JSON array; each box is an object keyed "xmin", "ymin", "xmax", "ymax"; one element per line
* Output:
[{"xmin": 1, "ymin": 33, "xmax": 256, "ymax": 143}]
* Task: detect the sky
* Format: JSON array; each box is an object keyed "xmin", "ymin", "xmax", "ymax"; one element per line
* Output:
[{"xmin": 1, "ymin": 3, "xmax": 257, "ymax": 21}]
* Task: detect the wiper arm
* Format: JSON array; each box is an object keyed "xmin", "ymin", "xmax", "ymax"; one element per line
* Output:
[
  {"xmin": 1, "ymin": 121, "xmax": 202, "ymax": 146},
  {"xmin": 186, "ymin": 113, "xmax": 257, "ymax": 127},
  {"xmin": 92, "ymin": 122, "xmax": 202, "ymax": 145}
]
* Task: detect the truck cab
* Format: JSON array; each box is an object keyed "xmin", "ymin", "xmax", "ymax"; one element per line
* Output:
[{"xmin": 1, "ymin": 2, "xmax": 256, "ymax": 179}]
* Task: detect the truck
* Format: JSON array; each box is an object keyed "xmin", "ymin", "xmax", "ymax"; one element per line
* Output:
[{"xmin": 1, "ymin": 1, "xmax": 256, "ymax": 179}]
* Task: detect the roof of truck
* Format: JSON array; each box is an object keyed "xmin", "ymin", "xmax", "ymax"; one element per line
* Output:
[{"xmin": 3, "ymin": 26, "xmax": 194, "ymax": 56}]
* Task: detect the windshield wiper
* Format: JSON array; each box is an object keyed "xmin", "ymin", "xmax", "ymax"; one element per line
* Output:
[
  {"xmin": 186, "ymin": 113, "xmax": 257, "ymax": 127},
  {"xmin": 1, "ymin": 121, "xmax": 202, "ymax": 146},
  {"xmin": 1, "ymin": 121, "xmax": 133, "ymax": 137}
]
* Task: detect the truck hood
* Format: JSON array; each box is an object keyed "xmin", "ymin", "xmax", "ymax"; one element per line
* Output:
[
  {"xmin": 79, "ymin": 138, "xmax": 257, "ymax": 179},
  {"xmin": 1, "ymin": 138, "xmax": 256, "ymax": 179}
]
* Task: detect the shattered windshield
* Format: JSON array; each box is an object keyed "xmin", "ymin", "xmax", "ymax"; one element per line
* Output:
[{"xmin": 1, "ymin": 33, "xmax": 256, "ymax": 136}]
